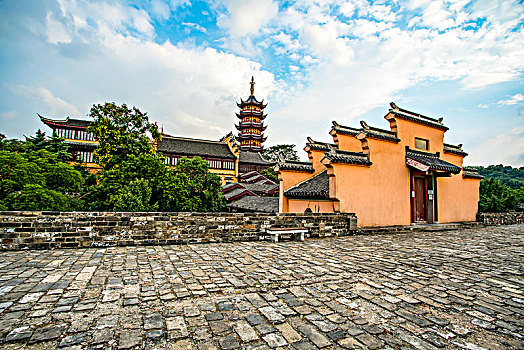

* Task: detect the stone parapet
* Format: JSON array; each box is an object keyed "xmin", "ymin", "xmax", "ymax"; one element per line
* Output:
[
  {"xmin": 477, "ymin": 212, "xmax": 524, "ymax": 226},
  {"xmin": 0, "ymin": 211, "xmax": 356, "ymax": 250}
]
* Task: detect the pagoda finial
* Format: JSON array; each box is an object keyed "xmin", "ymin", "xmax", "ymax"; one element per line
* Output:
[{"xmin": 250, "ymin": 76, "xmax": 255, "ymax": 96}]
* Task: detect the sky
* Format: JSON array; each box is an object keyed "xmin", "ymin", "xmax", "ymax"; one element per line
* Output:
[{"xmin": 0, "ymin": 0, "xmax": 523, "ymax": 167}]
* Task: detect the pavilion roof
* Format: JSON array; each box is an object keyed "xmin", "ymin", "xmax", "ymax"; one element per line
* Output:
[{"xmin": 158, "ymin": 134, "xmax": 236, "ymax": 159}]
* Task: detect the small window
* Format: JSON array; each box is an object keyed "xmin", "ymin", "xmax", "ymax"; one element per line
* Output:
[{"xmin": 415, "ymin": 137, "xmax": 429, "ymax": 150}]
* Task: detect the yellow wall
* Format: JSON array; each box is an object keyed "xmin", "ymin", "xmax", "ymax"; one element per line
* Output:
[
  {"xmin": 330, "ymin": 131, "xmax": 362, "ymax": 152},
  {"xmin": 328, "ymin": 138, "xmax": 411, "ymax": 226},
  {"xmin": 306, "ymin": 149, "xmax": 329, "ymax": 174},
  {"xmin": 437, "ymin": 152, "xmax": 478, "ymax": 222},
  {"xmin": 288, "ymin": 199, "xmax": 336, "ymax": 213},
  {"xmin": 279, "ymin": 112, "xmax": 481, "ymax": 227},
  {"xmin": 278, "ymin": 170, "xmax": 318, "ymax": 212}
]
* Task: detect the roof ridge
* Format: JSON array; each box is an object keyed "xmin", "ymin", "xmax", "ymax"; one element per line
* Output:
[{"xmin": 161, "ymin": 134, "xmax": 226, "ymax": 145}]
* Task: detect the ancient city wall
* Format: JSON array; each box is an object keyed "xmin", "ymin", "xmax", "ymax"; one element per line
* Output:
[
  {"xmin": 477, "ymin": 212, "xmax": 524, "ymax": 226},
  {"xmin": 0, "ymin": 211, "xmax": 356, "ymax": 251}
]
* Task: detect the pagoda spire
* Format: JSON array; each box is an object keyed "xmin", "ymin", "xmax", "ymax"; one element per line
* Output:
[{"xmin": 235, "ymin": 76, "xmax": 268, "ymax": 152}]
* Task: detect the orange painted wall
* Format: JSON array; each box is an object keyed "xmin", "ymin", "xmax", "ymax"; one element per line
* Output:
[
  {"xmin": 307, "ymin": 150, "xmax": 328, "ymax": 174},
  {"xmin": 330, "ymin": 139, "xmax": 411, "ymax": 226},
  {"xmin": 278, "ymin": 170, "xmax": 317, "ymax": 212},
  {"xmin": 279, "ymin": 114, "xmax": 481, "ymax": 227},
  {"xmin": 331, "ymin": 133, "xmax": 363, "ymax": 152},
  {"xmin": 288, "ymin": 199, "xmax": 336, "ymax": 213},
  {"xmin": 395, "ymin": 118, "xmax": 445, "ymax": 153},
  {"xmin": 437, "ymin": 152, "xmax": 479, "ymax": 222}
]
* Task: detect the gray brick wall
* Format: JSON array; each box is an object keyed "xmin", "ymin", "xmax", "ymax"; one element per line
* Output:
[
  {"xmin": 0, "ymin": 212, "xmax": 357, "ymax": 250},
  {"xmin": 477, "ymin": 212, "xmax": 524, "ymax": 226}
]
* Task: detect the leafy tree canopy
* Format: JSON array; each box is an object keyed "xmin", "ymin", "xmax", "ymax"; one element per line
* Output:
[
  {"xmin": 260, "ymin": 167, "xmax": 278, "ymax": 183},
  {"xmin": 262, "ymin": 144, "xmax": 299, "ymax": 162},
  {"xmin": 479, "ymin": 178, "xmax": 520, "ymax": 212},
  {"xmin": 88, "ymin": 102, "xmax": 160, "ymax": 170},
  {"xmin": 477, "ymin": 164, "xmax": 524, "ymax": 189}
]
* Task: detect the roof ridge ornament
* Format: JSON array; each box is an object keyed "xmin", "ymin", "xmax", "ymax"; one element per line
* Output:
[
  {"xmin": 250, "ymin": 76, "xmax": 255, "ymax": 96},
  {"xmin": 390, "ymin": 102, "xmax": 398, "ymax": 109},
  {"xmin": 360, "ymin": 120, "xmax": 369, "ymax": 130}
]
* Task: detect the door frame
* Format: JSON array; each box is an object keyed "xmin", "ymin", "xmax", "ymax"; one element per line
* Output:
[
  {"xmin": 410, "ymin": 170, "xmax": 438, "ymax": 224},
  {"xmin": 411, "ymin": 174, "xmax": 428, "ymax": 223}
]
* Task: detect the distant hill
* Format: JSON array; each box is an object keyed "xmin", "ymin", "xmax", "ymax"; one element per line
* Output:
[{"xmin": 476, "ymin": 165, "xmax": 524, "ymax": 189}]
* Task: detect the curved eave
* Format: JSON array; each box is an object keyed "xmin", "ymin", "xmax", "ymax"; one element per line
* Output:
[
  {"xmin": 236, "ymin": 123, "xmax": 266, "ymax": 130},
  {"xmin": 444, "ymin": 148, "xmax": 468, "ymax": 157},
  {"xmin": 240, "ymin": 145, "xmax": 263, "ymax": 152}
]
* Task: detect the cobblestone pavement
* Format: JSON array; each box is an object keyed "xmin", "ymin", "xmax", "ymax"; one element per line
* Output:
[{"xmin": 0, "ymin": 225, "xmax": 522, "ymax": 350}]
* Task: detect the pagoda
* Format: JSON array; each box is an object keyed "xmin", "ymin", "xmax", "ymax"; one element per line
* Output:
[{"xmin": 235, "ymin": 77, "xmax": 267, "ymax": 152}]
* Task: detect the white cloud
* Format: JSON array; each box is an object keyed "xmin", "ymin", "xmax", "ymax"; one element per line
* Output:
[
  {"xmin": 498, "ymin": 93, "xmax": 524, "ymax": 106},
  {"xmin": 218, "ymin": 0, "xmax": 278, "ymax": 37},
  {"xmin": 478, "ymin": 104, "xmax": 489, "ymax": 109},
  {"xmin": 45, "ymin": 11, "xmax": 72, "ymax": 44},
  {"xmin": 466, "ymin": 127, "xmax": 524, "ymax": 167},
  {"xmin": 10, "ymin": 85, "xmax": 81, "ymax": 117},
  {"xmin": 303, "ymin": 24, "xmax": 354, "ymax": 66}
]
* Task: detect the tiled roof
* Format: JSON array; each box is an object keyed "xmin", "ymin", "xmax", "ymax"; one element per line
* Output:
[
  {"xmin": 443, "ymin": 143, "xmax": 468, "ymax": 157},
  {"xmin": 239, "ymin": 151, "xmax": 274, "ymax": 165},
  {"xmin": 305, "ymin": 137, "xmax": 337, "ymax": 151},
  {"xmin": 462, "ymin": 167, "xmax": 484, "ymax": 179},
  {"xmin": 331, "ymin": 121, "xmax": 399, "ymax": 142},
  {"xmin": 322, "ymin": 149, "xmax": 372, "ymax": 166},
  {"xmin": 222, "ymin": 187, "xmax": 255, "ymax": 201},
  {"xmin": 331, "ymin": 121, "xmax": 360, "ymax": 136},
  {"xmin": 39, "ymin": 114, "xmax": 92, "ymax": 128},
  {"xmin": 277, "ymin": 160, "xmax": 315, "ymax": 172},
  {"xmin": 241, "ymin": 182, "xmax": 279, "ymax": 194},
  {"xmin": 406, "ymin": 149, "xmax": 461, "ymax": 174},
  {"xmin": 158, "ymin": 134, "xmax": 236, "ymax": 159},
  {"xmin": 389, "ymin": 102, "xmax": 449, "ymax": 131},
  {"xmin": 284, "ymin": 170, "xmax": 330, "ymax": 199},
  {"xmin": 241, "ymin": 172, "xmax": 275, "ymax": 185},
  {"xmin": 227, "ymin": 196, "xmax": 278, "ymax": 213}
]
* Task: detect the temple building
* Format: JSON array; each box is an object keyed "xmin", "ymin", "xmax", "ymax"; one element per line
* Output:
[
  {"xmin": 236, "ymin": 77, "xmax": 267, "ymax": 152},
  {"xmin": 277, "ymin": 103, "xmax": 483, "ymax": 226},
  {"xmin": 39, "ymin": 114, "xmax": 100, "ymax": 172},
  {"xmin": 38, "ymin": 77, "xmax": 274, "ymax": 183}
]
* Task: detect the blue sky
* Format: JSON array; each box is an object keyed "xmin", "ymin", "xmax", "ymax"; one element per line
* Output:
[{"xmin": 0, "ymin": 0, "xmax": 523, "ymax": 166}]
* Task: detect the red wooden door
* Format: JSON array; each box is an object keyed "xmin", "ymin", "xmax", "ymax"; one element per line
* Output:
[{"xmin": 414, "ymin": 177, "xmax": 427, "ymax": 222}]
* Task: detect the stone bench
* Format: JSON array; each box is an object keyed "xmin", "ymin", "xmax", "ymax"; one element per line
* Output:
[{"xmin": 262, "ymin": 227, "xmax": 307, "ymax": 243}]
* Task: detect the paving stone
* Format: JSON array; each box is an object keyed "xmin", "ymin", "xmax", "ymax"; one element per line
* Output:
[
  {"xmin": 59, "ymin": 332, "xmax": 87, "ymax": 347},
  {"xmin": 253, "ymin": 321, "xmax": 275, "ymax": 335},
  {"xmin": 0, "ymin": 225, "xmax": 522, "ymax": 350},
  {"xmin": 205, "ymin": 312, "xmax": 224, "ymax": 321},
  {"xmin": 246, "ymin": 314, "xmax": 266, "ymax": 326},
  {"xmin": 144, "ymin": 312, "xmax": 163, "ymax": 330},
  {"xmin": 91, "ymin": 329, "xmax": 114, "ymax": 344},
  {"xmin": 259, "ymin": 306, "xmax": 285, "ymax": 324},
  {"xmin": 146, "ymin": 329, "xmax": 165, "ymax": 341},
  {"xmin": 5, "ymin": 326, "xmax": 32, "ymax": 342},
  {"xmin": 118, "ymin": 330, "xmax": 142, "ymax": 349},
  {"xmin": 29, "ymin": 324, "xmax": 66, "ymax": 344},
  {"xmin": 297, "ymin": 324, "xmax": 331, "ymax": 348},
  {"xmin": 233, "ymin": 319, "xmax": 259, "ymax": 342},
  {"xmin": 275, "ymin": 322, "xmax": 302, "ymax": 343},
  {"xmin": 218, "ymin": 334, "xmax": 240, "ymax": 350},
  {"xmin": 262, "ymin": 332, "xmax": 288, "ymax": 348}
]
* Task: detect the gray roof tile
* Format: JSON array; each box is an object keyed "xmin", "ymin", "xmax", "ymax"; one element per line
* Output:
[
  {"xmin": 158, "ymin": 134, "xmax": 236, "ymax": 159},
  {"xmin": 284, "ymin": 170, "xmax": 330, "ymax": 199}
]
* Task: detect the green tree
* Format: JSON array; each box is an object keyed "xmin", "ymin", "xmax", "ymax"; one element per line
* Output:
[
  {"xmin": 479, "ymin": 178, "xmax": 519, "ymax": 212},
  {"xmin": 0, "ymin": 149, "xmax": 84, "ymax": 211},
  {"xmin": 262, "ymin": 144, "xmax": 300, "ymax": 162},
  {"xmin": 88, "ymin": 102, "xmax": 160, "ymax": 170},
  {"xmin": 260, "ymin": 167, "xmax": 278, "ymax": 183},
  {"xmin": 158, "ymin": 157, "xmax": 225, "ymax": 212}
]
